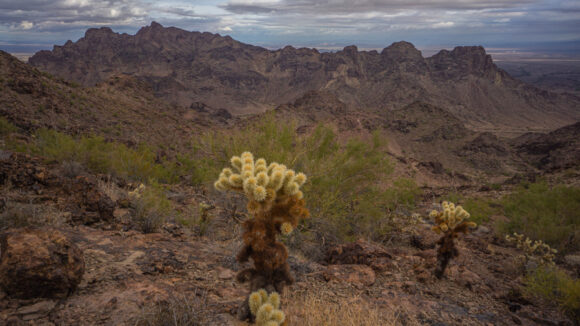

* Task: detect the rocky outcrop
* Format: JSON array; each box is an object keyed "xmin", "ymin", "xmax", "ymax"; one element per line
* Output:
[
  {"xmin": 63, "ymin": 176, "xmax": 115, "ymax": 225},
  {"xmin": 0, "ymin": 228, "xmax": 84, "ymax": 299},
  {"xmin": 28, "ymin": 22, "xmax": 580, "ymax": 130},
  {"xmin": 511, "ymin": 122, "xmax": 580, "ymax": 171}
]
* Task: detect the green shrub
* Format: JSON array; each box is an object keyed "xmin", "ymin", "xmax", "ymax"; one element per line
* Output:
[
  {"xmin": 524, "ymin": 266, "xmax": 580, "ymax": 323},
  {"xmin": 29, "ymin": 129, "xmax": 178, "ymax": 183},
  {"xmin": 499, "ymin": 182, "xmax": 580, "ymax": 252},
  {"xmin": 383, "ymin": 178, "xmax": 422, "ymax": 211},
  {"xmin": 462, "ymin": 197, "xmax": 499, "ymax": 225},
  {"xmin": 0, "ymin": 117, "xmax": 17, "ymax": 136},
  {"xmin": 189, "ymin": 115, "xmax": 396, "ymax": 241},
  {"xmin": 129, "ymin": 181, "xmax": 173, "ymax": 233}
]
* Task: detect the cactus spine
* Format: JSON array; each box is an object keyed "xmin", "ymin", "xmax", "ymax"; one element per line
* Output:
[
  {"xmin": 429, "ymin": 201, "xmax": 477, "ymax": 278},
  {"xmin": 215, "ymin": 152, "xmax": 309, "ymax": 322}
]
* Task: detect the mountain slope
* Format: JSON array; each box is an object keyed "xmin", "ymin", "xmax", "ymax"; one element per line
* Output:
[
  {"xmin": 29, "ymin": 22, "xmax": 580, "ymax": 133},
  {"xmin": 1, "ymin": 50, "xmax": 228, "ymax": 148}
]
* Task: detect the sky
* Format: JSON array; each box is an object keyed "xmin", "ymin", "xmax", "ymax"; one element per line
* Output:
[{"xmin": 1, "ymin": 0, "xmax": 579, "ymax": 57}]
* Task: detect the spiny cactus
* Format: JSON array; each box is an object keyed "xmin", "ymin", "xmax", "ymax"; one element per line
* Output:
[
  {"xmin": 505, "ymin": 232, "xmax": 557, "ymax": 267},
  {"xmin": 429, "ymin": 201, "xmax": 477, "ymax": 278},
  {"xmin": 249, "ymin": 289, "xmax": 286, "ymax": 326},
  {"xmin": 214, "ymin": 152, "xmax": 309, "ymax": 321}
]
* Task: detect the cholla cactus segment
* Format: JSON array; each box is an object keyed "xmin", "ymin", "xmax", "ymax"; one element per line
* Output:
[
  {"xmin": 249, "ymin": 291, "xmax": 264, "ymax": 315},
  {"xmin": 430, "ymin": 201, "xmax": 476, "ymax": 235},
  {"xmin": 281, "ymin": 222, "xmax": 294, "ymax": 236},
  {"xmin": 214, "ymin": 152, "xmax": 308, "ymax": 209},
  {"xmin": 250, "ymin": 291, "xmax": 286, "ymax": 326},
  {"xmin": 505, "ymin": 232, "xmax": 557, "ymax": 266},
  {"xmin": 128, "ymin": 184, "xmax": 146, "ymax": 199}
]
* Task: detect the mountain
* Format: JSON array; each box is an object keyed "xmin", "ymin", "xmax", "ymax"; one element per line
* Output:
[
  {"xmin": 29, "ymin": 22, "xmax": 580, "ymax": 133},
  {"xmin": 0, "ymin": 50, "xmax": 227, "ymax": 148}
]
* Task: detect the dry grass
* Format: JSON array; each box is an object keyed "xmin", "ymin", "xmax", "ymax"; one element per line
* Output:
[
  {"xmin": 283, "ymin": 291, "xmax": 416, "ymax": 326},
  {"xmin": 0, "ymin": 200, "xmax": 69, "ymax": 230},
  {"xmin": 133, "ymin": 292, "xmax": 208, "ymax": 326},
  {"xmin": 97, "ymin": 177, "xmax": 122, "ymax": 202}
]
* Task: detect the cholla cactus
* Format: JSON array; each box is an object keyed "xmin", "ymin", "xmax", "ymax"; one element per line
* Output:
[
  {"xmin": 505, "ymin": 232, "xmax": 557, "ymax": 267},
  {"xmin": 214, "ymin": 152, "xmax": 309, "ymax": 321},
  {"xmin": 249, "ymin": 289, "xmax": 286, "ymax": 326},
  {"xmin": 128, "ymin": 183, "xmax": 145, "ymax": 199},
  {"xmin": 429, "ymin": 201, "xmax": 477, "ymax": 278}
]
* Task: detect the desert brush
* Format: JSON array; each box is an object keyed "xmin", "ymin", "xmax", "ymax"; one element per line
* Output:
[
  {"xmin": 429, "ymin": 201, "xmax": 477, "ymax": 278},
  {"xmin": 505, "ymin": 232, "xmax": 557, "ymax": 268}
]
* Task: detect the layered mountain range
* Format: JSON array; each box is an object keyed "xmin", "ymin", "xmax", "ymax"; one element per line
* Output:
[{"xmin": 29, "ymin": 22, "xmax": 579, "ymax": 133}]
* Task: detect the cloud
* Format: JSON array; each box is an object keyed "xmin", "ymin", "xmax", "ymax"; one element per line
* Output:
[
  {"xmin": 221, "ymin": 0, "xmax": 537, "ymax": 14},
  {"xmin": 0, "ymin": 0, "xmax": 578, "ymax": 54},
  {"xmin": 0, "ymin": 0, "xmax": 150, "ymax": 32}
]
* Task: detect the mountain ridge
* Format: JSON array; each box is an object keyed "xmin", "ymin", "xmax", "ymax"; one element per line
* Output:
[{"xmin": 29, "ymin": 22, "xmax": 580, "ymax": 133}]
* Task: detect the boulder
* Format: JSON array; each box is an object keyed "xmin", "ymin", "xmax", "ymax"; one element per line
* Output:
[{"xmin": 0, "ymin": 228, "xmax": 85, "ymax": 299}]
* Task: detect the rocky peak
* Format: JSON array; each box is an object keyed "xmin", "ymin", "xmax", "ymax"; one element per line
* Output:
[
  {"xmin": 427, "ymin": 45, "xmax": 497, "ymax": 79},
  {"xmin": 380, "ymin": 41, "xmax": 427, "ymax": 73},
  {"xmin": 381, "ymin": 41, "xmax": 423, "ymax": 60},
  {"xmin": 341, "ymin": 45, "xmax": 359, "ymax": 59},
  {"xmin": 84, "ymin": 27, "xmax": 115, "ymax": 39}
]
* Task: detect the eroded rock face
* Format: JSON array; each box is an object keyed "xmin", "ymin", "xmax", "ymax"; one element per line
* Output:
[
  {"xmin": 63, "ymin": 175, "xmax": 115, "ymax": 225},
  {"xmin": 0, "ymin": 228, "xmax": 85, "ymax": 299}
]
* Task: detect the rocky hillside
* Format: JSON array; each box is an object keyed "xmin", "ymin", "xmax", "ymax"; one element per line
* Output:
[
  {"xmin": 29, "ymin": 22, "xmax": 580, "ymax": 133},
  {"xmin": 0, "ymin": 50, "xmax": 229, "ymax": 148}
]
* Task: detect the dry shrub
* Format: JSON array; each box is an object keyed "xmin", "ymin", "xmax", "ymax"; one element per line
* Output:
[
  {"xmin": 97, "ymin": 177, "xmax": 122, "ymax": 202},
  {"xmin": 284, "ymin": 292, "xmax": 415, "ymax": 326},
  {"xmin": 134, "ymin": 292, "xmax": 207, "ymax": 326},
  {"xmin": 0, "ymin": 200, "xmax": 68, "ymax": 230}
]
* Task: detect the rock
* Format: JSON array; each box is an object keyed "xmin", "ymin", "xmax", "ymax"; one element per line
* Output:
[
  {"xmin": 0, "ymin": 228, "xmax": 85, "ymax": 299},
  {"xmin": 17, "ymin": 300, "xmax": 57, "ymax": 321},
  {"xmin": 564, "ymin": 254, "xmax": 580, "ymax": 268},
  {"xmin": 458, "ymin": 269, "xmax": 482, "ymax": 289},
  {"xmin": 326, "ymin": 239, "xmax": 392, "ymax": 270},
  {"xmin": 64, "ymin": 176, "xmax": 115, "ymax": 225},
  {"xmin": 323, "ymin": 264, "xmax": 376, "ymax": 286},
  {"xmin": 473, "ymin": 225, "xmax": 491, "ymax": 236},
  {"xmin": 217, "ymin": 267, "xmax": 235, "ymax": 280}
]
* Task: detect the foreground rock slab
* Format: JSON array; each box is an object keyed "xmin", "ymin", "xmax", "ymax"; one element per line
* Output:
[{"xmin": 0, "ymin": 228, "xmax": 85, "ymax": 299}]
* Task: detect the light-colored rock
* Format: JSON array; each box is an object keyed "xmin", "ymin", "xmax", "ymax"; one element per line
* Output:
[{"xmin": 17, "ymin": 300, "xmax": 57, "ymax": 320}]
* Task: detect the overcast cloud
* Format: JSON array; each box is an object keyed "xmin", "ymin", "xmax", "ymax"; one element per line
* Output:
[{"xmin": 0, "ymin": 0, "xmax": 578, "ymax": 55}]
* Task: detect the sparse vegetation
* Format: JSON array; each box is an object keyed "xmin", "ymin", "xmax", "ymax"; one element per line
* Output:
[
  {"xmin": 0, "ymin": 117, "xmax": 17, "ymax": 136},
  {"xmin": 27, "ymin": 129, "xmax": 178, "ymax": 183},
  {"xmin": 0, "ymin": 201, "xmax": 68, "ymax": 230},
  {"xmin": 194, "ymin": 116, "xmax": 398, "ymax": 241},
  {"xmin": 498, "ymin": 182, "xmax": 580, "ymax": 252},
  {"xmin": 128, "ymin": 182, "xmax": 173, "ymax": 233},
  {"xmin": 134, "ymin": 292, "xmax": 207, "ymax": 326},
  {"xmin": 524, "ymin": 266, "xmax": 580, "ymax": 323},
  {"xmin": 505, "ymin": 232, "xmax": 557, "ymax": 268},
  {"xmin": 284, "ymin": 292, "xmax": 408, "ymax": 326}
]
